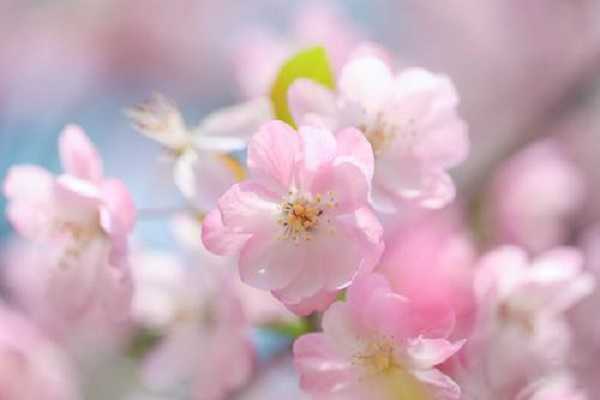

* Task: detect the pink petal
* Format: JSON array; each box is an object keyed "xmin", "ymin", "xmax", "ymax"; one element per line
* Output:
[
  {"xmin": 217, "ymin": 182, "xmax": 279, "ymax": 234},
  {"xmin": 293, "ymin": 333, "xmax": 356, "ymax": 394},
  {"xmin": 201, "ymin": 208, "xmax": 250, "ymax": 256},
  {"xmin": 247, "ymin": 121, "xmax": 300, "ymax": 193},
  {"xmin": 298, "ymin": 125, "xmax": 337, "ymax": 174},
  {"xmin": 288, "ymin": 79, "xmax": 338, "ymax": 129},
  {"xmin": 98, "ymin": 256, "xmax": 133, "ymax": 322},
  {"xmin": 279, "ymin": 290, "xmax": 337, "ymax": 316},
  {"xmin": 58, "ymin": 125, "xmax": 103, "ymax": 182},
  {"xmin": 142, "ymin": 323, "xmax": 202, "ymax": 389},
  {"xmin": 411, "ymin": 368, "xmax": 461, "ymax": 400},
  {"xmin": 335, "ymin": 127, "xmax": 375, "ymax": 182},
  {"xmin": 238, "ymin": 234, "xmax": 303, "ymax": 291},
  {"xmin": 407, "ymin": 338, "xmax": 465, "ymax": 369},
  {"xmin": 45, "ymin": 237, "xmax": 108, "ymax": 319},
  {"xmin": 3, "ymin": 165, "xmax": 55, "ymax": 239},
  {"xmin": 320, "ymin": 302, "xmax": 363, "ymax": 357},
  {"xmin": 99, "ymin": 178, "xmax": 136, "ymax": 237},
  {"xmin": 173, "ymin": 149, "xmax": 240, "ymax": 211},
  {"xmin": 338, "ymin": 57, "xmax": 393, "ymax": 111},
  {"xmin": 310, "ymin": 160, "xmax": 371, "ymax": 215}
]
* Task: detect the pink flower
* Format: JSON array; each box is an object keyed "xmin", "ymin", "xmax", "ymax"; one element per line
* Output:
[
  {"xmin": 293, "ymin": 273, "xmax": 465, "ymax": 400},
  {"xmin": 202, "ymin": 121, "xmax": 384, "ymax": 313},
  {"xmin": 288, "ymin": 56, "xmax": 469, "ymax": 211},
  {"xmin": 377, "ymin": 207, "xmax": 477, "ymax": 340},
  {"xmin": 127, "ymin": 93, "xmax": 271, "ymax": 212},
  {"xmin": 3, "ymin": 125, "xmax": 135, "ymax": 320},
  {"xmin": 459, "ymin": 246, "xmax": 594, "ymax": 398},
  {"xmin": 0, "ymin": 303, "xmax": 80, "ymax": 400},
  {"xmin": 488, "ymin": 138, "xmax": 584, "ymax": 253},
  {"xmin": 130, "ymin": 249, "xmax": 254, "ymax": 400}
]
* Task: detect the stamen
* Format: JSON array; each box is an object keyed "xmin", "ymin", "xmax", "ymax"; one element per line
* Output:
[{"xmin": 277, "ymin": 191, "xmax": 337, "ymax": 242}]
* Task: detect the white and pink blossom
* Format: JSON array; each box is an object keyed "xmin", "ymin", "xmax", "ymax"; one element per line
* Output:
[
  {"xmin": 288, "ymin": 56, "xmax": 469, "ymax": 211},
  {"xmin": 3, "ymin": 125, "xmax": 135, "ymax": 321},
  {"xmin": 202, "ymin": 121, "xmax": 383, "ymax": 314},
  {"xmin": 294, "ymin": 273, "xmax": 465, "ymax": 399}
]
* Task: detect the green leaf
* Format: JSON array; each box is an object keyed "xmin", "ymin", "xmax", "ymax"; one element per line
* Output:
[
  {"xmin": 262, "ymin": 318, "xmax": 312, "ymax": 338},
  {"xmin": 269, "ymin": 46, "xmax": 335, "ymax": 128}
]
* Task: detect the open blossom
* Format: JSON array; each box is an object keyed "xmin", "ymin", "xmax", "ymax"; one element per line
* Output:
[
  {"xmin": 130, "ymin": 250, "xmax": 254, "ymax": 400},
  {"xmin": 0, "ymin": 303, "xmax": 79, "ymax": 400},
  {"xmin": 3, "ymin": 125, "xmax": 135, "ymax": 320},
  {"xmin": 127, "ymin": 93, "xmax": 272, "ymax": 212},
  {"xmin": 488, "ymin": 138, "xmax": 584, "ymax": 253},
  {"xmin": 294, "ymin": 273, "xmax": 465, "ymax": 400},
  {"xmin": 459, "ymin": 246, "xmax": 595, "ymax": 398},
  {"xmin": 202, "ymin": 121, "xmax": 384, "ymax": 313},
  {"xmin": 288, "ymin": 55, "xmax": 469, "ymax": 211}
]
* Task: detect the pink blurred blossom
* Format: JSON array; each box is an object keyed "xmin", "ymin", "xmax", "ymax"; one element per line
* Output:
[
  {"xmin": 376, "ymin": 207, "xmax": 477, "ymax": 340},
  {"xmin": 0, "ymin": 303, "xmax": 79, "ymax": 400},
  {"xmin": 288, "ymin": 56, "xmax": 469, "ymax": 211},
  {"xmin": 516, "ymin": 374, "xmax": 587, "ymax": 400},
  {"xmin": 3, "ymin": 125, "xmax": 135, "ymax": 321},
  {"xmin": 203, "ymin": 121, "xmax": 383, "ymax": 313},
  {"xmin": 130, "ymin": 249, "xmax": 254, "ymax": 399},
  {"xmin": 294, "ymin": 273, "xmax": 465, "ymax": 399},
  {"xmin": 488, "ymin": 138, "xmax": 585, "ymax": 253},
  {"xmin": 459, "ymin": 246, "xmax": 594, "ymax": 398}
]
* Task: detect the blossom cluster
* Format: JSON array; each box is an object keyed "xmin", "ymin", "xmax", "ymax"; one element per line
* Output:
[{"xmin": 1, "ymin": 7, "xmax": 599, "ymax": 400}]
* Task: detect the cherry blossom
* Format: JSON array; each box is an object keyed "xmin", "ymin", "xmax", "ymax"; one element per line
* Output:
[
  {"xmin": 3, "ymin": 125, "xmax": 135, "ymax": 320},
  {"xmin": 127, "ymin": 93, "xmax": 272, "ymax": 212},
  {"xmin": 488, "ymin": 138, "xmax": 584, "ymax": 253},
  {"xmin": 293, "ymin": 273, "xmax": 465, "ymax": 399},
  {"xmin": 130, "ymin": 249, "xmax": 254, "ymax": 400},
  {"xmin": 202, "ymin": 121, "xmax": 384, "ymax": 313},
  {"xmin": 459, "ymin": 246, "xmax": 594, "ymax": 398},
  {"xmin": 288, "ymin": 55, "xmax": 469, "ymax": 211},
  {"xmin": 0, "ymin": 303, "xmax": 80, "ymax": 400}
]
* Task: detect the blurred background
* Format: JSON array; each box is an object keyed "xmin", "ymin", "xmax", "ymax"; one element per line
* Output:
[{"xmin": 2, "ymin": 1, "xmax": 600, "ymax": 398}]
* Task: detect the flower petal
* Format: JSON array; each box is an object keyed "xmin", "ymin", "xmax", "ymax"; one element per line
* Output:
[
  {"xmin": 59, "ymin": 125, "xmax": 103, "ymax": 182},
  {"xmin": 407, "ymin": 338, "xmax": 465, "ymax": 370},
  {"xmin": 412, "ymin": 368, "xmax": 461, "ymax": 400},
  {"xmin": 338, "ymin": 57, "xmax": 393, "ymax": 112},
  {"xmin": 201, "ymin": 208, "xmax": 250, "ymax": 256},
  {"xmin": 247, "ymin": 121, "xmax": 300, "ymax": 193},
  {"xmin": 288, "ymin": 79, "xmax": 338, "ymax": 130}
]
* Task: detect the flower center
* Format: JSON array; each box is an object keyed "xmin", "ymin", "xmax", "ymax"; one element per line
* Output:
[
  {"xmin": 278, "ymin": 192, "xmax": 336, "ymax": 242},
  {"xmin": 361, "ymin": 113, "xmax": 416, "ymax": 157},
  {"xmin": 54, "ymin": 219, "xmax": 103, "ymax": 270},
  {"xmin": 353, "ymin": 339, "xmax": 397, "ymax": 375}
]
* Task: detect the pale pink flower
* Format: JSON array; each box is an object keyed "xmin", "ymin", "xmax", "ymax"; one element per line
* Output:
[
  {"xmin": 127, "ymin": 93, "xmax": 272, "ymax": 212},
  {"xmin": 3, "ymin": 125, "xmax": 135, "ymax": 320},
  {"xmin": 0, "ymin": 303, "xmax": 80, "ymax": 400},
  {"xmin": 202, "ymin": 121, "xmax": 383, "ymax": 313},
  {"xmin": 288, "ymin": 56, "xmax": 469, "ymax": 211},
  {"xmin": 130, "ymin": 250, "xmax": 254, "ymax": 400},
  {"xmin": 489, "ymin": 138, "xmax": 584, "ymax": 253},
  {"xmin": 294, "ymin": 273, "xmax": 465, "ymax": 400},
  {"xmin": 377, "ymin": 207, "xmax": 477, "ymax": 339},
  {"xmin": 171, "ymin": 212, "xmax": 296, "ymax": 324},
  {"xmin": 459, "ymin": 246, "xmax": 594, "ymax": 398}
]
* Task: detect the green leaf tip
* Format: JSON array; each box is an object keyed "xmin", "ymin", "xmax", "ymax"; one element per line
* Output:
[{"xmin": 269, "ymin": 46, "xmax": 335, "ymax": 128}]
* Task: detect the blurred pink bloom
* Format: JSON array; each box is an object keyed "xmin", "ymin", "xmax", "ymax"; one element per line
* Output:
[
  {"xmin": 489, "ymin": 138, "xmax": 585, "ymax": 253},
  {"xmin": 130, "ymin": 249, "xmax": 254, "ymax": 400},
  {"xmin": 127, "ymin": 93, "xmax": 272, "ymax": 212},
  {"xmin": 232, "ymin": 2, "xmax": 363, "ymax": 98},
  {"xmin": 3, "ymin": 125, "xmax": 135, "ymax": 321},
  {"xmin": 294, "ymin": 273, "xmax": 465, "ymax": 400},
  {"xmin": 459, "ymin": 246, "xmax": 594, "ymax": 398},
  {"xmin": 0, "ymin": 303, "xmax": 79, "ymax": 400},
  {"xmin": 516, "ymin": 374, "xmax": 587, "ymax": 400},
  {"xmin": 170, "ymin": 212, "xmax": 296, "ymax": 324},
  {"xmin": 203, "ymin": 121, "xmax": 383, "ymax": 313},
  {"xmin": 288, "ymin": 56, "xmax": 469, "ymax": 211},
  {"xmin": 377, "ymin": 207, "xmax": 477, "ymax": 340}
]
